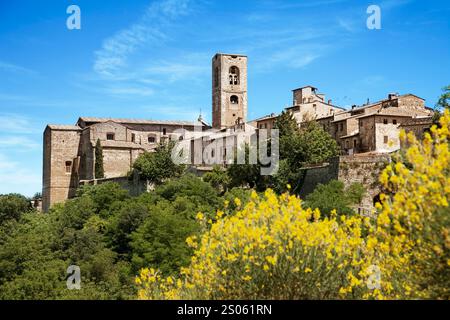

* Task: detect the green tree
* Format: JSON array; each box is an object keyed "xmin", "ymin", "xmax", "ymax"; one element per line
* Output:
[
  {"xmin": 273, "ymin": 119, "xmax": 339, "ymax": 194},
  {"xmin": 95, "ymin": 139, "xmax": 105, "ymax": 179},
  {"xmin": 433, "ymin": 85, "xmax": 450, "ymax": 124},
  {"xmin": 297, "ymin": 121, "xmax": 340, "ymax": 164},
  {"xmin": 155, "ymin": 174, "xmax": 221, "ymax": 213},
  {"xmin": 0, "ymin": 193, "xmax": 32, "ymax": 224},
  {"xmin": 226, "ymin": 144, "xmax": 271, "ymax": 191},
  {"xmin": 132, "ymin": 141, "xmax": 184, "ymax": 185},
  {"xmin": 130, "ymin": 198, "xmax": 200, "ymax": 275},
  {"xmin": 202, "ymin": 165, "xmax": 230, "ymax": 194},
  {"xmin": 76, "ymin": 182, "xmax": 129, "ymax": 218},
  {"xmin": 304, "ymin": 180, "xmax": 366, "ymax": 217},
  {"xmin": 436, "ymin": 85, "xmax": 450, "ymax": 110}
]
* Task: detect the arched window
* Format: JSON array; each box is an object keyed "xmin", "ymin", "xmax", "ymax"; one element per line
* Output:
[
  {"xmin": 230, "ymin": 95, "xmax": 239, "ymax": 104},
  {"xmin": 229, "ymin": 66, "xmax": 239, "ymax": 85},
  {"xmin": 148, "ymin": 134, "xmax": 156, "ymax": 143}
]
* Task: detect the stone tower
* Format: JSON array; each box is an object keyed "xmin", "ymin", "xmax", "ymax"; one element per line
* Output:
[{"xmin": 212, "ymin": 53, "xmax": 248, "ymax": 129}]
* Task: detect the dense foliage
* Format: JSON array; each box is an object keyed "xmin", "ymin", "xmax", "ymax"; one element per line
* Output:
[
  {"xmin": 0, "ymin": 193, "xmax": 32, "ymax": 224},
  {"xmin": 0, "ymin": 175, "xmax": 221, "ymax": 299},
  {"xmin": 136, "ymin": 111, "xmax": 450, "ymax": 300},
  {"xmin": 226, "ymin": 111, "xmax": 340, "ymax": 193},
  {"xmin": 132, "ymin": 141, "xmax": 185, "ymax": 184},
  {"xmin": 304, "ymin": 180, "xmax": 366, "ymax": 217},
  {"xmin": 1, "ymin": 111, "xmax": 448, "ymax": 300}
]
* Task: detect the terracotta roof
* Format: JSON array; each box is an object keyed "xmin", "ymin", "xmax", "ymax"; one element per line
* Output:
[
  {"xmin": 252, "ymin": 113, "xmax": 279, "ymax": 122},
  {"xmin": 399, "ymin": 117, "xmax": 433, "ymax": 127},
  {"xmin": 47, "ymin": 125, "xmax": 81, "ymax": 131},
  {"xmin": 292, "ymin": 85, "xmax": 318, "ymax": 91},
  {"xmin": 340, "ymin": 132, "xmax": 360, "ymax": 139},
  {"xmin": 77, "ymin": 117, "xmax": 205, "ymax": 127},
  {"xmin": 94, "ymin": 140, "xmax": 153, "ymax": 150}
]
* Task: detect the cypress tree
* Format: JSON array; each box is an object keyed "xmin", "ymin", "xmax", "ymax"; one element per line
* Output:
[{"xmin": 95, "ymin": 138, "xmax": 105, "ymax": 179}]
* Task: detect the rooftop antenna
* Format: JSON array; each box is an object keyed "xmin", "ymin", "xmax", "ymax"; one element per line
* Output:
[{"xmin": 198, "ymin": 108, "xmax": 203, "ymax": 122}]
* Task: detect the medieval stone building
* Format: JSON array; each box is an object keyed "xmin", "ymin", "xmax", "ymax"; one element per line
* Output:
[
  {"xmin": 42, "ymin": 118, "xmax": 209, "ymax": 212},
  {"xmin": 43, "ymin": 52, "xmax": 433, "ymax": 212},
  {"xmin": 256, "ymin": 87, "xmax": 433, "ymax": 155}
]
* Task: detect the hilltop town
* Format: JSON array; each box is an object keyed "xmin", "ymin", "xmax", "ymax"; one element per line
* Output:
[{"xmin": 42, "ymin": 53, "xmax": 434, "ymax": 212}]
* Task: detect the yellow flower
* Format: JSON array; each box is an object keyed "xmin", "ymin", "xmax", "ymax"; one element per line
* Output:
[{"xmin": 196, "ymin": 212, "xmax": 204, "ymax": 220}]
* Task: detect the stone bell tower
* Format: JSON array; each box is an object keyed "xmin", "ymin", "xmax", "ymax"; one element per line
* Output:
[{"xmin": 212, "ymin": 53, "xmax": 248, "ymax": 129}]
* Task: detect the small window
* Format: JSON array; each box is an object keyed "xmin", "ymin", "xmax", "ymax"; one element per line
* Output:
[
  {"xmin": 393, "ymin": 119, "xmax": 397, "ymax": 125},
  {"xmin": 179, "ymin": 136, "xmax": 184, "ymax": 141},
  {"xmin": 162, "ymin": 128, "xmax": 167, "ymax": 135},
  {"xmin": 106, "ymin": 133, "xmax": 115, "ymax": 140},
  {"xmin": 230, "ymin": 95, "xmax": 239, "ymax": 104},
  {"xmin": 211, "ymin": 149, "xmax": 215, "ymax": 157},
  {"xmin": 229, "ymin": 66, "xmax": 239, "ymax": 85},
  {"xmin": 384, "ymin": 136, "xmax": 388, "ymax": 144},
  {"xmin": 340, "ymin": 123, "xmax": 344, "ymax": 131},
  {"xmin": 65, "ymin": 161, "xmax": 72, "ymax": 174},
  {"xmin": 353, "ymin": 139, "xmax": 357, "ymax": 148},
  {"xmin": 131, "ymin": 133, "xmax": 136, "ymax": 143},
  {"xmin": 383, "ymin": 119, "xmax": 388, "ymax": 124},
  {"xmin": 148, "ymin": 136, "xmax": 156, "ymax": 143}
]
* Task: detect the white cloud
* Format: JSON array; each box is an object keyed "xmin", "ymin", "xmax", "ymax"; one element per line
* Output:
[
  {"xmin": 0, "ymin": 61, "xmax": 37, "ymax": 75},
  {"xmin": 0, "ymin": 153, "xmax": 41, "ymax": 197},
  {"xmin": 337, "ymin": 18, "xmax": 356, "ymax": 32},
  {"xmin": 104, "ymin": 86, "xmax": 155, "ymax": 97},
  {"xmin": 94, "ymin": 0, "xmax": 191, "ymax": 77},
  {"xmin": 0, "ymin": 113, "xmax": 39, "ymax": 134},
  {"xmin": 0, "ymin": 136, "xmax": 40, "ymax": 150}
]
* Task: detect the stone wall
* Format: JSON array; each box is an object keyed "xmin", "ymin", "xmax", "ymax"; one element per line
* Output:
[
  {"xmin": 298, "ymin": 154, "xmax": 390, "ymax": 209},
  {"xmin": 79, "ymin": 174, "xmax": 151, "ymax": 197},
  {"xmin": 338, "ymin": 154, "xmax": 390, "ymax": 208}
]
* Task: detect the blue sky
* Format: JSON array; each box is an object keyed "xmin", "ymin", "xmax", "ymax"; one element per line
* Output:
[{"xmin": 0, "ymin": 0, "xmax": 449, "ymax": 196}]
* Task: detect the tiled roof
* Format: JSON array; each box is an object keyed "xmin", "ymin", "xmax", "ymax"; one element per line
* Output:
[
  {"xmin": 78, "ymin": 117, "xmax": 205, "ymax": 127},
  {"xmin": 93, "ymin": 140, "xmax": 155, "ymax": 150},
  {"xmin": 399, "ymin": 116, "xmax": 433, "ymax": 126},
  {"xmin": 251, "ymin": 113, "xmax": 278, "ymax": 122},
  {"xmin": 47, "ymin": 125, "xmax": 81, "ymax": 131}
]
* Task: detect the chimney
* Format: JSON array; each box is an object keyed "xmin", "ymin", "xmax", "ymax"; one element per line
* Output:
[
  {"xmin": 328, "ymin": 99, "xmax": 332, "ymax": 105},
  {"xmin": 388, "ymin": 93, "xmax": 398, "ymax": 100}
]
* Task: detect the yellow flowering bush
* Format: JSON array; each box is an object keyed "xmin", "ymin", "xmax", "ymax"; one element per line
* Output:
[
  {"xmin": 136, "ymin": 188, "xmax": 380, "ymax": 299},
  {"xmin": 136, "ymin": 111, "xmax": 450, "ymax": 300},
  {"xmin": 376, "ymin": 109, "xmax": 450, "ymax": 299}
]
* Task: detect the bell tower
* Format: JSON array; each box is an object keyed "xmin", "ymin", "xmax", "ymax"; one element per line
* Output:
[{"xmin": 212, "ymin": 53, "xmax": 248, "ymax": 129}]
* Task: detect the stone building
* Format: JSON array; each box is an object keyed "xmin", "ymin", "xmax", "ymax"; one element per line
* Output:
[
  {"xmin": 42, "ymin": 118, "xmax": 208, "ymax": 212},
  {"xmin": 212, "ymin": 53, "xmax": 248, "ymax": 129},
  {"xmin": 43, "ymin": 52, "xmax": 434, "ymax": 212},
  {"xmin": 43, "ymin": 52, "xmax": 247, "ymax": 212},
  {"xmin": 255, "ymin": 88, "xmax": 433, "ymax": 155}
]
